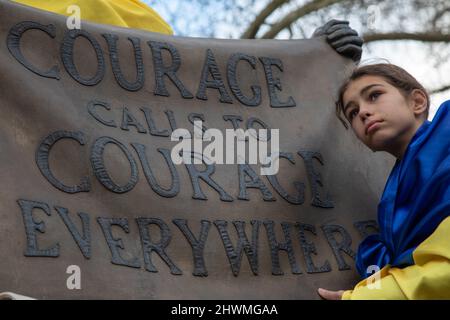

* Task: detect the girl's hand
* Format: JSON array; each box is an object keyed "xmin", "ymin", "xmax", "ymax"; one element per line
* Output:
[{"xmin": 317, "ymin": 288, "xmax": 345, "ymax": 300}]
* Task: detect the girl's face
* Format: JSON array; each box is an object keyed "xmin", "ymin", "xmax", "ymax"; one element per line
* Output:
[{"xmin": 342, "ymin": 75, "xmax": 426, "ymax": 158}]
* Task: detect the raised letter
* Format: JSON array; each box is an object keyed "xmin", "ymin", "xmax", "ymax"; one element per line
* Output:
[
  {"xmin": 55, "ymin": 206, "xmax": 91, "ymax": 259},
  {"xmin": 227, "ymin": 53, "xmax": 261, "ymax": 106},
  {"xmin": 36, "ymin": 130, "xmax": 90, "ymax": 194},
  {"xmin": 17, "ymin": 199, "xmax": 60, "ymax": 257},
  {"xmin": 132, "ymin": 144, "xmax": 180, "ymax": 198},
  {"xmin": 223, "ymin": 115, "xmax": 243, "ymax": 130},
  {"xmin": 97, "ymin": 217, "xmax": 141, "ymax": 268},
  {"xmin": 263, "ymin": 220, "xmax": 301, "ymax": 275},
  {"xmin": 148, "ymin": 41, "xmax": 193, "ymax": 98},
  {"xmin": 61, "ymin": 29, "xmax": 105, "ymax": 86},
  {"xmin": 214, "ymin": 220, "xmax": 260, "ymax": 276},
  {"xmin": 103, "ymin": 34, "xmax": 145, "ymax": 91},
  {"xmin": 185, "ymin": 152, "xmax": 233, "ymax": 201},
  {"xmin": 136, "ymin": 218, "xmax": 182, "ymax": 275},
  {"xmin": 259, "ymin": 57, "xmax": 296, "ymax": 108},
  {"xmin": 196, "ymin": 49, "xmax": 233, "ymax": 103},
  {"xmin": 87, "ymin": 100, "xmax": 117, "ymax": 127},
  {"xmin": 140, "ymin": 107, "xmax": 170, "ymax": 137},
  {"xmin": 265, "ymin": 152, "xmax": 304, "ymax": 204},
  {"xmin": 354, "ymin": 220, "xmax": 379, "ymax": 238},
  {"xmin": 173, "ymin": 219, "xmax": 211, "ymax": 276},
  {"xmin": 296, "ymin": 223, "xmax": 331, "ymax": 273},
  {"xmin": 121, "ymin": 107, "xmax": 147, "ymax": 133},
  {"xmin": 297, "ymin": 150, "xmax": 334, "ymax": 208},
  {"xmin": 238, "ymin": 164, "xmax": 275, "ymax": 201},
  {"xmin": 91, "ymin": 136, "xmax": 139, "ymax": 193},
  {"xmin": 322, "ymin": 224, "xmax": 356, "ymax": 271},
  {"xmin": 164, "ymin": 109, "xmax": 178, "ymax": 131},
  {"xmin": 7, "ymin": 21, "xmax": 60, "ymax": 79},
  {"xmin": 246, "ymin": 117, "xmax": 271, "ymax": 141}
]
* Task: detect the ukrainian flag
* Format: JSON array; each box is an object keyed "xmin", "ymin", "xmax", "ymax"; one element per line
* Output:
[
  {"xmin": 12, "ymin": 0, "xmax": 173, "ymax": 35},
  {"xmin": 344, "ymin": 101, "xmax": 450, "ymax": 299}
]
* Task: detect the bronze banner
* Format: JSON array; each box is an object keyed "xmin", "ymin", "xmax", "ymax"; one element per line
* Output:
[{"xmin": 0, "ymin": 0, "xmax": 393, "ymax": 299}]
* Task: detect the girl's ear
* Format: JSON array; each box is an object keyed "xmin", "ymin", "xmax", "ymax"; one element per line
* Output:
[{"xmin": 410, "ymin": 89, "xmax": 428, "ymax": 118}]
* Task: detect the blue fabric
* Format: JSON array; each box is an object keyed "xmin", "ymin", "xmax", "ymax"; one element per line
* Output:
[{"xmin": 356, "ymin": 100, "xmax": 450, "ymax": 278}]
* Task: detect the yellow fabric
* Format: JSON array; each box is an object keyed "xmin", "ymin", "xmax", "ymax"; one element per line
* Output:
[
  {"xmin": 12, "ymin": 0, "xmax": 173, "ymax": 34},
  {"xmin": 343, "ymin": 216, "xmax": 450, "ymax": 299}
]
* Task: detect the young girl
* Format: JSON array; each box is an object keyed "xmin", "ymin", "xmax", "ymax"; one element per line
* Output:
[{"xmin": 319, "ymin": 63, "xmax": 450, "ymax": 299}]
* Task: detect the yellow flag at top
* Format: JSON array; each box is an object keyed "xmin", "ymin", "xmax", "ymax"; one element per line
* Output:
[{"xmin": 13, "ymin": 0, "xmax": 173, "ymax": 34}]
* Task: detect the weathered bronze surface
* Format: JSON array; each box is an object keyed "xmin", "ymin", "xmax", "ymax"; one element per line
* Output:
[{"xmin": 0, "ymin": 0, "xmax": 393, "ymax": 299}]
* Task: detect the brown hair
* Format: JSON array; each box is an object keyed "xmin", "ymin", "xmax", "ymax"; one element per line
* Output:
[{"xmin": 336, "ymin": 63, "xmax": 430, "ymax": 129}]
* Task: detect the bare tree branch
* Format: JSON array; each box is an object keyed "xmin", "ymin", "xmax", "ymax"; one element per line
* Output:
[
  {"xmin": 261, "ymin": 0, "xmax": 347, "ymax": 39},
  {"xmin": 431, "ymin": 6, "xmax": 450, "ymax": 28},
  {"xmin": 363, "ymin": 32, "xmax": 450, "ymax": 43},
  {"xmin": 430, "ymin": 84, "xmax": 450, "ymax": 94},
  {"xmin": 241, "ymin": 0, "xmax": 290, "ymax": 39}
]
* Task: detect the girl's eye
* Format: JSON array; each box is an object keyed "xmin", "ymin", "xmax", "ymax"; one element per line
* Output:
[
  {"xmin": 348, "ymin": 109, "xmax": 358, "ymax": 120},
  {"xmin": 369, "ymin": 92, "xmax": 381, "ymax": 101}
]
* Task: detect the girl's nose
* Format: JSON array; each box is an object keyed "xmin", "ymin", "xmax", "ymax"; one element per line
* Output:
[{"xmin": 359, "ymin": 104, "xmax": 374, "ymax": 120}]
